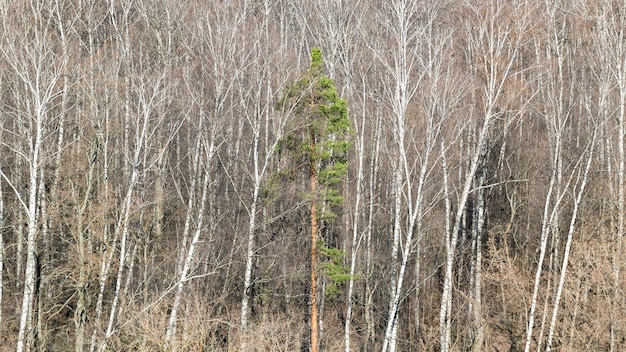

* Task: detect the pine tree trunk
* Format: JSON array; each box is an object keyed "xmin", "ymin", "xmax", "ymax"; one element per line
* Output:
[
  {"xmin": 310, "ymin": 131, "xmax": 319, "ymax": 352},
  {"xmin": 0, "ymin": 158, "xmax": 3, "ymax": 334}
]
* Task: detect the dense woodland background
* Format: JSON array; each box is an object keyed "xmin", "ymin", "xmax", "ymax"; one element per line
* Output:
[{"xmin": 1, "ymin": 0, "xmax": 626, "ymax": 351}]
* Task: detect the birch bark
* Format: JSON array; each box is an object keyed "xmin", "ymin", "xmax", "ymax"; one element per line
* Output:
[
  {"xmin": 1, "ymin": 7, "xmax": 67, "ymax": 349},
  {"xmin": 524, "ymin": 5, "xmax": 580, "ymax": 348},
  {"xmin": 164, "ymin": 141, "xmax": 215, "ymax": 349},
  {"xmin": 373, "ymin": 2, "xmax": 429, "ymax": 350},
  {"xmin": 99, "ymin": 73, "xmax": 169, "ymax": 351},
  {"xmin": 440, "ymin": 2, "xmax": 526, "ymax": 349},
  {"xmin": 344, "ymin": 69, "xmax": 369, "ymax": 352},
  {"xmin": 239, "ymin": 16, "xmax": 288, "ymax": 346},
  {"xmin": 545, "ymin": 136, "xmax": 596, "ymax": 351}
]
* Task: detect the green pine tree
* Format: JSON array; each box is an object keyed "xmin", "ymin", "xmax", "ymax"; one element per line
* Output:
[
  {"xmin": 277, "ymin": 47, "xmax": 351, "ymax": 352},
  {"xmin": 277, "ymin": 48, "xmax": 351, "ymax": 215}
]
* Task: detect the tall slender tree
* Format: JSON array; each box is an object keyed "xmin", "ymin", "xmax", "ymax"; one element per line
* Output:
[
  {"xmin": 0, "ymin": 4, "xmax": 67, "ymax": 349},
  {"xmin": 278, "ymin": 47, "xmax": 351, "ymax": 352}
]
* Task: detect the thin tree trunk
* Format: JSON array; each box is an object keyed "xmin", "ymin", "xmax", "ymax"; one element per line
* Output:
[
  {"xmin": 526, "ymin": 10, "xmax": 570, "ymax": 348},
  {"xmin": 240, "ymin": 181, "xmax": 259, "ymax": 342},
  {"xmin": 16, "ymin": 144, "xmax": 24, "ymax": 291},
  {"xmin": 154, "ymin": 150, "xmax": 165, "ymax": 241},
  {"xmin": 310, "ymin": 131, "xmax": 319, "ymax": 352},
  {"xmin": 161, "ymin": 119, "xmax": 204, "ymax": 346},
  {"xmin": 524, "ymin": 133, "xmax": 559, "ymax": 352},
  {"xmin": 164, "ymin": 146, "xmax": 213, "ymax": 349},
  {"xmin": 344, "ymin": 79, "xmax": 367, "ymax": 352},
  {"xmin": 472, "ymin": 142, "xmax": 489, "ymax": 352},
  {"xmin": 611, "ymin": 13, "xmax": 625, "ymax": 348},
  {"xmin": 365, "ymin": 103, "xmax": 382, "ymax": 350},
  {"xmin": 75, "ymin": 142, "xmax": 97, "ymax": 352},
  {"xmin": 439, "ymin": 138, "xmax": 454, "ymax": 352},
  {"xmin": 240, "ymin": 44, "xmax": 280, "ymax": 345},
  {"xmin": 240, "ymin": 138, "xmax": 259, "ymax": 297},
  {"xmin": 545, "ymin": 138, "xmax": 595, "ymax": 351},
  {"xmin": 17, "ymin": 108, "xmax": 44, "ymax": 352},
  {"xmin": 99, "ymin": 159, "xmax": 140, "ymax": 352},
  {"xmin": 100, "ymin": 74, "xmax": 157, "ymax": 348},
  {"xmin": 381, "ymin": 154, "xmax": 402, "ymax": 352},
  {"xmin": 12, "ymin": 14, "xmax": 66, "ymax": 344},
  {"xmin": 89, "ymin": 86, "xmax": 112, "ymax": 352},
  {"xmin": 0, "ymin": 154, "xmax": 3, "ymax": 333},
  {"xmin": 441, "ymin": 113, "xmax": 494, "ymax": 352},
  {"xmin": 382, "ymin": 114, "xmax": 434, "ymax": 352}
]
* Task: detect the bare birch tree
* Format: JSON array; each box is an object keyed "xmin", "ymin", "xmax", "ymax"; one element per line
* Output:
[
  {"xmin": 98, "ymin": 72, "xmax": 170, "ymax": 351},
  {"xmin": 0, "ymin": 4, "xmax": 67, "ymax": 350},
  {"xmin": 440, "ymin": 2, "xmax": 531, "ymax": 351},
  {"xmin": 369, "ymin": 1, "xmax": 429, "ymax": 350},
  {"xmin": 591, "ymin": 2, "xmax": 626, "ymax": 349},
  {"xmin": 238, "ymin": 3, "xmax": 293, "ymax": 348}
]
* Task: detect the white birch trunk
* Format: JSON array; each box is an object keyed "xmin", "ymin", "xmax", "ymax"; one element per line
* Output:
[
  {"xmin": 344, "ymin": 84, "xmax": 366, "ymax": 352},
  {"xmin": 525, "ymin": 9, "xmax": 570, "ymax": 348},
  {"xmin": 610, "ymin": 11, "xmax": 626, "ymax": 347},
  {"xmin": 89, "ymin": 84, "xmax": 113, "ymax": 352},
  {"xmin": 383, "ymin": 114, "xmax": 434, "ymax": 352},
  {"xmin": 381, "ymin": 154, "xmax": 402, "ymax": 352},
  {"xmin": 439, "ymin": 4, "xmax": 523, "ymax": 348},
  {"xmin": 365, "ymin": 104, "xmax": 382, "ymax": 349},
  {"xmin": 472, "ymin": 142, "xmax": 488, "ymax": 352},
  {"xmin": 90, "ymin": 3, "xmax": 132, "ymax": 348},
  {"xmin": 240, "ymin": 182, "xmax": 259, "ymax": 332},
  {"xmin": 240, "ymin": 128, "xmax": 262, "ymax": 343},
  {"xmin": 240, "ymin": 61, "xmax": 269, "ymax": 338},
  {"xmin": 99, "ymin": 72, "xmax": 164, "ymax": 349},
  {"xmin": 9, "ymin": 11, "xmax": 65, "ymax": 346},
  {"xmin": 16, "ymin": 102, "xmax": 44, "ymax": 352},
  {"xmin": 164, "ymin": 141, "xmax": 215, "ymax": 349},
  {"xmin": 545, "ymin": 138, "xmax": 595, "ymax": 351},
  {"xmin": 523, "ymin": 130, "xmax": 561, "ymax": 352},
  {"xmin": 174, "ymin": 121, "xmax": 204, "ymax": 278},
  {"xmin": 524, "ymin": 117, "xmax": 581, "ymax": 351},
  {"xmin": 238, "ymin": 23, "xmax": 287, "ymax": 341},
  {"xmin": 99, "ymin": 157, "xmax": 140, "ymax": 352},
  {"xmin": 16, "ymin": 142, "xmax": 24, "ymax": 291},
  {"xmin": 439, "ymin": 139, "xmax": 453, "ymax": 352},
  {"xmin": 440, "ymin": 109, "xmax": 495, "ymax": 352},
  {"xmin": 379, "ymin": 1, "xmax": 427, "ymax": 348}
]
